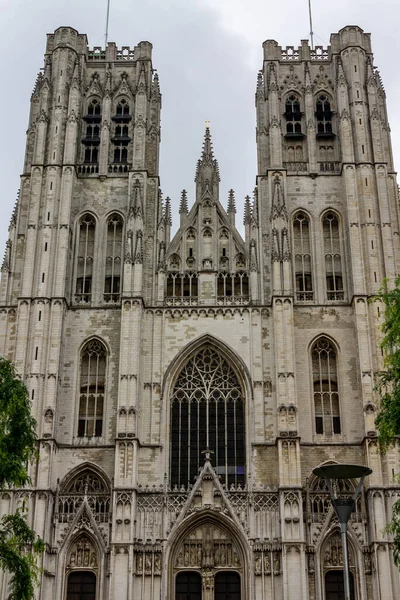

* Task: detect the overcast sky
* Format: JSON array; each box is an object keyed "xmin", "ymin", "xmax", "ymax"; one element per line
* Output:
[{"xmin": 1, "ymin": 0, "xmax": 399, "ymax": 252}]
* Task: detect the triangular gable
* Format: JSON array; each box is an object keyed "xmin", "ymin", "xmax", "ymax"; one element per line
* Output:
[
  {"xmin": 169, "ymin": 454, "xmax": 248, "ymax": 538},
  {"xmin": 166, "ymin": 195, "xmax": 246, "ymax": 261},
  {"xmin": 59, "ymin": 498, "xmax": 107, "ymax": 551}
]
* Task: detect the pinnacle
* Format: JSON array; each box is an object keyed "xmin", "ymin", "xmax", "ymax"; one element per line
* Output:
[
  {"xmin": 243, "ymin": 195, "xmax": 252, "ymax": 225},
  {"xmin": 195, "ymin": 126, "xmax": 221, "ymax": 183},
  {"xmin": 164, "ymin": 197, "xmax": 172, "ymax": 226},
  {"xmin": 179, "ymin": 190, "xmax": 188, "ymax": 215},
  {"xmin": 227, "ymin": 189, "xmax": 236, "ymax": 214}
]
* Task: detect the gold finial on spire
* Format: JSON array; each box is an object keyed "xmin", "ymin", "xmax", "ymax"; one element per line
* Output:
[{"xmin": 205, "ymin": 120, "xmax": 210, "ymax": 129}]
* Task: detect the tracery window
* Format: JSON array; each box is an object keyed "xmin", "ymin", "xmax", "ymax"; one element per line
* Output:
[
  {"xmin": 82, "ymin": 99, "xmax": 101, "ymax": 165},
  {"xmin": 323, "ymin": 212, "xmax": 344, "ymax": 300},
  {"xmin": 312, "ymin": 338, "xmax": 341, "ymax": 435},
  {"xmin": 309, "ymin": 475, "xmax": 361, "ymax": 523},
  {"xmin": 111, "ymin": 99, "xmax": 131, "ymax": 167},
  {"xmin": 285, "ymin": 95, "xmax": 302, "ymax": 135},
  {"xmin": 166, "ymin": 272, "xmax": 198, "ymax": 304},
  {"xmin": 217, "ymin": 272, "xmax": 249, "ymax": 304},
  {"xmin": 75, "ymin": 214, "xmax": 96, "ymax": 304},
  {"xmin": 104, "ymin": 214, "xmax": 123, "ymax": 303},
  {"xmin": 59, "ymin": 470, "xmax": 110, "ymax": 522},
  {"xmin": 293, "ymin": 212, "xmax": 313, "ymax": 301},
  {"xmin": 78, "ymin": 340, "xmax": 106, "ymax": 438},
  {"xmin": 170, "ymin": 347, "xmax": 245, "ymax": 488},
  {"xmin": 316, "ymin": 95, "xmax": 333, "ymax": 135}
]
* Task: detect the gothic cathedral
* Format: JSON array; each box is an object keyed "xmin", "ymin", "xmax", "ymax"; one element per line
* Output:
[{"xmin": 0, "ymin": 24, "xmax": 400, "ymax": 600}]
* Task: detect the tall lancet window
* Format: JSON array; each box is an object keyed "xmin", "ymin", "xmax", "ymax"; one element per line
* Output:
[
  {"xmin": 78, "ymin": 340, "xmax": 106, "ymax": 438},
  {"xmin": 312, "ymin": 338, "xmax": 341, "ymax": 435},
  {"xmin": 111, "ymin": 99, "xmax": 131, "ymax": 171},
  {"xmin": 293, "ymin": 211, "xmax": 313, "ymax": 301},
  {"xmin": 104, "ymin": 214, "xmax": 123, "ymax": 303},
  {"xmin": 285, "ymin": 94, "xmax": 302, "ymax": 135},
  {"xmin": 170, "ymin": 347, "xmax": 245, "ymax": 488},
  {"xmin": 323, "ymin": 212, "xmax": 344, "ymax": 300},
  {"xmin": 82, "ymin": 98, "xmax": 101, "ymax": 165},
  {"xmin": 75, "ymin": 214, "xmax": 96, "ymax": 304},
  {"xmin": 316, "ymin": 94, "xmax": 333, "ymax": 135}
]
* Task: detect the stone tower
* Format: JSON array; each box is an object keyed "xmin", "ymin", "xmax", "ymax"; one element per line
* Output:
[{"xmin": 0, "ymin": 24, "xmax": 399, "ymax": 600}]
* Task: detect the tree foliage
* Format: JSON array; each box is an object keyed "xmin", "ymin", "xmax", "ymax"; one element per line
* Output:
[
  {"xmin": 374, "ymin": 276, "xmax": 400, "ymax": 570},
  {"xmin": 374, "ymin": 276, "xmax": 400, "ymax": 452},
  {"xmin": 0, "ymin": 357, "xmax": 44, "ymax": 599}
]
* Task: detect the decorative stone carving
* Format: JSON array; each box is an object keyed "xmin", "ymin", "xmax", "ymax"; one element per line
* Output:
[
  {"xmin": 67, "ymin": 535, "xmax": 97, "ymax": 569},
  {"xmin": 174, "ymin": 524, "xmax": 241, "ymax": 570}
]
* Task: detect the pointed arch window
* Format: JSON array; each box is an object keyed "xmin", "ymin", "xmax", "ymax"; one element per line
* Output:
[
  {"xmin": 170, "ymin": 347, "xmax": 245, "ymax": 488},
  {"xmin": 293, "ymin": 212, "xmax": 313, "ymax": 301},
  {"xmin": 104, "ymin": 214, "xmax": 123, "ymax": 303},
  {"xmin": 78, "ymin": 340, "xmax": 106, "ymax": 438},
  {"xmin": 312, "ymin": 338, "xmax": 341, "ymax": 435},
  {"xmin": 59, "ymin": 470, "xmax": 110, "ymax": 522},
  {"xmin": 111, "ymin": 99, "xmax": 131, "ymax": 170},
  {"xmin": 323, "ymin": 212, "xmax": 344, "ymax": 300},
  {"xmin": 285, "ymin": 95, "xmax": 302, "ymax": 136},
  {"xmin": 75, "ymin": 214, "xmax": 96, "ymax": 304},
  {"xmin": 316, "ymin": 95, "xmax": 333, "ymax": 136},
  {"xmin": 82, "ymin": 99, "xmax": 101, "ymax": 165}
]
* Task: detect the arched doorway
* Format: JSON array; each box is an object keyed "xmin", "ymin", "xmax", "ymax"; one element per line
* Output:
[
  {"xmin": 325, "ymin": 570, "xmax": 355, "ymax": 600},
  {"xmin": 66, "ymin": 571, "xmax": 96, "ymax": 600},
  {"xmin": 171, "ymin": 520, "xmax": 245, "ymax": 600},
  {"xmin": 215, "ymin": 571, "xmax": 241, "ymax": 600},
  {"xmin": 176, "ymin": 571, "xmax": 202, "ymax": 600}
]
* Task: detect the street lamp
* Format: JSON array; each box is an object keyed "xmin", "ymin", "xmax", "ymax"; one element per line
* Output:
[{"xmin": 312, "ymin": 464, "xmax": 372, "ymax": 600}]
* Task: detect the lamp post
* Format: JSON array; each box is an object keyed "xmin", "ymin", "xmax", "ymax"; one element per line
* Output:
[{"xmin": 312, "ymin": 464, "xmax": 372, "ymax": 600}]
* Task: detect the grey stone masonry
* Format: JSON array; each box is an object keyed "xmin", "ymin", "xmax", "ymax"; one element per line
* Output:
[{"xmin": 0, "ymin": 24, "xmax": 399, "ymax": 600}]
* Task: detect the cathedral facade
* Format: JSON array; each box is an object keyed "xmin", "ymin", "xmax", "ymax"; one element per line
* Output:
[{"xmin": 1, "ymin": 23, "xmax": 400, "ymax": 600}]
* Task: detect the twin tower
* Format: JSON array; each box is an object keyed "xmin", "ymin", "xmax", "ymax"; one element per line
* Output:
[{"xmin": 0, "ymin": 25, "xmax": 399, "ymax": 600}]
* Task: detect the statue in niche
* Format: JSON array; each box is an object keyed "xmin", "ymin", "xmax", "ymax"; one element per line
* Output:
[
  {"xmin": 308, "ymin": 554, "xmax": 315, "ymax": 573},
  {"xmin": 145, "ymin": 554, "xmax": 152, "ymax": 574},
  {"xmin": 233, "ymin": 550, "xmax": 240, "ymax": 567},
  {"xmin": 154, "ymin": 554, "xmax": 161, "ymax": 574},
  {"xmin": 184, "ymin": 545, "xmax": 190, "ymax": 566},
  {"xmin": 203, "ymin": 539, "xmax": 214, "ymax": 568},
  {"xmin": 190, "ymin": 545, "xmax": 197, "ymax": 566},
  {"xmin": 202, "ymin": 570, "xmax": 214, "ymax": 590},
  {"xmin": 264, "ymin": 553, "xmax": 271, "ymax": 573},
  {"xmin": 136, "ymin": 554, "xmax": 143, "ymax": 573},
  {"xmin": 255, "ymin": 554, "xmax": 262, "ymax": 574},
  {"xmin": 273, "ymin": 552, "xmax": 280, "ymax": 574},
  {"xmin": 197, "ymin": 545, "xmax": 202, "ymax": 565},
  {"xmin": 177, "ymin": 551, "xmax": 183, "ymax": 567}
]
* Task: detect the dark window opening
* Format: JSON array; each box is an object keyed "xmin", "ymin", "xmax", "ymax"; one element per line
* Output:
[
  {"xmin": 170, "ymin": 347, "xmax": 245, "ymax": 488},
  {"xmin": 313, "ymin": 338, "xmax": 341, "ymax": 435},
  {"xmin": 166, "ymin": 273, "xmax": 198, "ymax": 301},
  {"xmin": 84, "ymin": 146, "xmax": 98, "ymax": 164},
  {"xmin": 76, "ymin": 276, "xmax": 92, "ymax": 304},
  {"xmin": 285, "ymin": 95, "xmax": 302, "ymax": 136},
  {"xmin": 78, "ymin": 340, "xmax": 106, "ymax": 438},
  {"xmin": 316, "ymin": 95, "xmax": 333, "ymax": 136}
]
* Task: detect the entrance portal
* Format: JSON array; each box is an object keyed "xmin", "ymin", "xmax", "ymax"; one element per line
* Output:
[
  {"xmin": 325, "ymin": 570, "xmax": 355, "ymax": 600},
  {"xmin": 66, "ymin": 571, "xmax": 96, "ymax": 600}
]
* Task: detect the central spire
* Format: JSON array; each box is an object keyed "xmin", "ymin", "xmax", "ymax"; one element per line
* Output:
[{"xmin": 195, "ymin": 126, "xmax": 220, "ymax": 201}]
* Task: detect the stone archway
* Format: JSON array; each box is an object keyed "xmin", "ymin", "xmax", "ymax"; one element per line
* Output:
[{"xmin": 171, "ymin": 521, "xmax": 244, "ymax": 600}]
